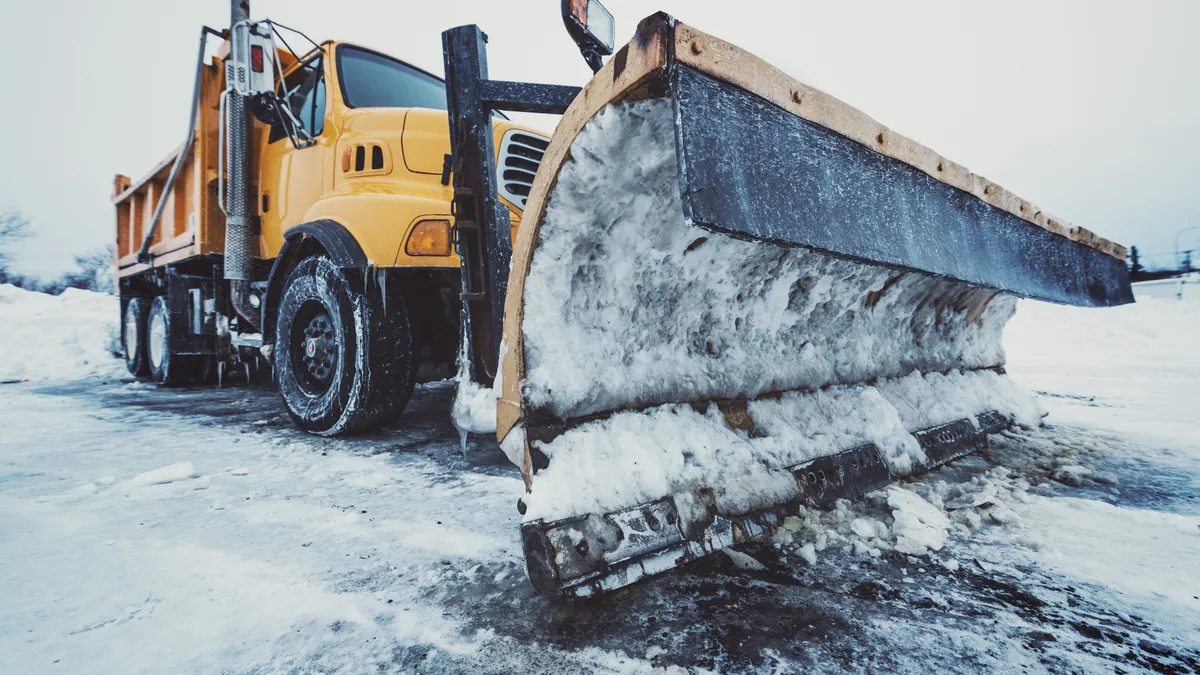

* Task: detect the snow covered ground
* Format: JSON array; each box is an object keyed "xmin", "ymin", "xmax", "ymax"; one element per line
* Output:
[{"xmin": 0, "ymin": 284, "xmax": 1197, "ymax": 673}]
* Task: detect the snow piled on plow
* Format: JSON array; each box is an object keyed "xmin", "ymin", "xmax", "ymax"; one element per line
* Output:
[
  {"xmin": 523, "ymin": 369, "xmax": 1041, "ymax": 521},
  {"xmin": 514, "ymin": 98, "xmax": 1041, "ymax": 522},
  {"xmin": 520, "ymin": 98, "xmax": 1014, "ymax": 421}
]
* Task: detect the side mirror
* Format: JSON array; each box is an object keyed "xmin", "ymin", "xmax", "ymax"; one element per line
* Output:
[{"xmin": 561, "ymin": 0, "xmax": 615, "ymax": 73}]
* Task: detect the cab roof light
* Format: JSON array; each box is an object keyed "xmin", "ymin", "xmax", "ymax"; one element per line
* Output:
[{"xmin": 561, "ymin": 0, "xmax": 616, "ymax": 73}]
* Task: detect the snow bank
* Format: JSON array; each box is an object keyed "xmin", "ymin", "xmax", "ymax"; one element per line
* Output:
[
  {"xmin": 0, "ymin": 284, "xmax": 123, "ymax": 381},
  {"xmin": 1131, "ymin": 272, "xmax": 1199, "ymax": 303},
  {"xmin": 1020, "ymin": 497, "xmax": 1200, "ymax": 617},
  {"xmin": 1006, "ymin": 292, "xmax": 1200, "ymax": 374},
  {"xmin": 1005, "ymin": 290, "xmax": 1200, "ymax": 447}
]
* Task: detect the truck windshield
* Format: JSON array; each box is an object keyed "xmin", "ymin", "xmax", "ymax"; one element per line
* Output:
[{"xmin": 337, "ymin": 46, "xmax": 446, "ymax": 110}]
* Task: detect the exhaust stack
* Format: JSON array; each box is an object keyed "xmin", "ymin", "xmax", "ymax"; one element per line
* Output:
[{"xmin": 223, "ymin": 0, "xmax": 258, "ymax": 329}]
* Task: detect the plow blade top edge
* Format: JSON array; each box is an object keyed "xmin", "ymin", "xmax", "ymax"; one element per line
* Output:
[{"xmin": 671, "ymin": 63, "xmax": 1133, "ymax": 308}]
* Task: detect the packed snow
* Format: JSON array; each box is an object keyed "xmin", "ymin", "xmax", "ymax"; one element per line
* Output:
[
  {"xmin": 519, "ymin": 98, "xmax": 1016, "ymax": 422},
  {"xmin": 450, "ymin": 376, "xmax": 496, "ymax": 442},
  {"xmin": 755, "ymin": 460, "xmax": 1035, "ymax": 566},
  {"xmin": 513, "ymin": 99, "xmax": 1040, "ymax": 522},
  {"xmin": 1006, "ymin": 289, "xmax": 1200, "ymax": 451},
  {"xmin": 521, "ymin": 369, "xmax": 1043, "ymax": 522},
  {"xmin": 0, "ymin": 389, "xmax": 637, "ymax": 673},
  {"xmin": 0, "ymin": 284, "xmax": 123, "ymax": 381},
  {"xmin": 124, "ymin": 461, "xmax": 200, "ymax": 488},
  {"xmin": 449, "ymin": 339, "xmax": 505, "ymax": 443}
]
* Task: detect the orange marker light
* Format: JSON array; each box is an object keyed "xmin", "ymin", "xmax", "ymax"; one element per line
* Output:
[
  {"xmin": 341, "ymin": 148, "xmax": 352, "ymax": 173},
  {"xmin": 405, "ymin": 220, "xmax": 452, "ymax": 256}
]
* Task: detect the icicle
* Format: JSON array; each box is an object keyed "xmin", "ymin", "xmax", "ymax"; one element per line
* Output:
[{"xmin": 376, "ymin": 267, "xmax": 388, "ymax": 315}]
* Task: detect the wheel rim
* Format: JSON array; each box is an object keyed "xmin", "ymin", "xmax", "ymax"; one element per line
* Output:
[
  {"xmin": 124, "ymin": 303, "xmax": 140, "ymax": 363},
  {"xmin": 148, "ymin": 309, "xmax": 166, "ymax": 370},
  {"xmin": 290, "ymin": 299, "xmax": 339, "ymax": 395}
]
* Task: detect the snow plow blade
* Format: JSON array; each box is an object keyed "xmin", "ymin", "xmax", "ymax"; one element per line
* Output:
[{"xmin": 496, "ymin": 14, "xmax": 1133, "ymax": 597}]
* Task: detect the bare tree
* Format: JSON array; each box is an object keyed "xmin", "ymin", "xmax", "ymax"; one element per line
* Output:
[
  {"xmin": 0, "ymin": 210, "xmax": 32, "ymax": 285},
  {"xmin": 69, "ymin": 245, "xmax": 116, "ymax": 292},
  {"xmin": 1, "ymin": 212, "xmax": 115, "ymax": 293},
  {"xmin": 35, "ymin": 245, "xmax": 115, "ymax": 294}
]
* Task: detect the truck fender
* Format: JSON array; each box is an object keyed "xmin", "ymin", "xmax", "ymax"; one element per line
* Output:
[{"xmin": 261, "ymin": 219, "xmax": 369, "ymax": 356}]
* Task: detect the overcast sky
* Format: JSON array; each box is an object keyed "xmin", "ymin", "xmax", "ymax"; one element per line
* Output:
[{"xmin": 2, "ymin": 0, "xmax": 1197, "ymax": 276}]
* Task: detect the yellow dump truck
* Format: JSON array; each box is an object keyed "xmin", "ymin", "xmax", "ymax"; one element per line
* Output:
[
  {"xmin": 114, "ymin": 13, "xmax": 548, "ymax": 434},
  {"xmin": 116, "ymin": 2, "xmax": 1134, "ymax": 596}
]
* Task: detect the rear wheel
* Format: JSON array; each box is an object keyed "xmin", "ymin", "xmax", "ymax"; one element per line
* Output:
[
  {"xmin": 147, "ymin": 295, "xmax": 196, "ymax": 386},
  {"xmin": 122, "ymin": 297, "xmax": 149, "ymax": 376},
  {"xmin": 275, "ymin": 256, "xmax": 415, "ymax": 435}
]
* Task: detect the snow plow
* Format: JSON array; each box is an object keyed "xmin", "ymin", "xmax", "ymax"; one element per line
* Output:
[{"xmin": 443, "ymin": 10, "xmax": 1133, "ymax": 597}]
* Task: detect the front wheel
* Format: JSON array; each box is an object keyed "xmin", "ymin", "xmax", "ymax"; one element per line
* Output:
[{"xmin": 274, "ymin": 256, "xmax": 415, "ymax": 435}]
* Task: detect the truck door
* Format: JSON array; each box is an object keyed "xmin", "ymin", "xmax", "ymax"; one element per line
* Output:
[{"xmin": 259, "ymin": 53, "xmax": 329, "ymax": 258}]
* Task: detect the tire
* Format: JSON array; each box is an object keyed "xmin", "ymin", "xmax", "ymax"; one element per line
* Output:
[
  {"xmin": 122, "ymin": 297, "xmax": 149, "ymax": 376},
  {"xmin": 274, "ymin": 256, "xmax": 416, "ymax": 435},
  {"xmin": 146, "ymin": 295, "xmax": 196, "ymax": 386}
]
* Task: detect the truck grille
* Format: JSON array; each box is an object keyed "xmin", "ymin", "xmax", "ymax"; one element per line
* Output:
[{"xmin": 497, "ymin": 130, "xmax": 549, "ymax": 209}]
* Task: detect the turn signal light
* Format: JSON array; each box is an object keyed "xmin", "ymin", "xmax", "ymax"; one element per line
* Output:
[
  {"xmin": 251, "ymin": 45, "xmax": 265, "ymax": 73},
  {"xmin": 405, "ymin": 220, "xmax": 452, "ymax": 257}
]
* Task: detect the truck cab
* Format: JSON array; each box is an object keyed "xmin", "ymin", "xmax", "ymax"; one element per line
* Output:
[
  {"xmin": 256, "ymin": 42, "xmax": 538, "ymax": 266},
  {"xmin": 252, "ymin": 40, "xmax": 547, "ymax": 413}
]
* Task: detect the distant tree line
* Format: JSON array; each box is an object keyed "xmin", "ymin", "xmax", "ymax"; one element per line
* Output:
[
  {"xmin": 1127, "ymin": 245, "xmax": 1190, "ymax": 283},
  {"xmin": 7, "ymin": 208, "xmax": 1189, "ymax": 292},
  {"xmin": 0, "ymin": 210, "xmax": 114, "ymax": 294}
]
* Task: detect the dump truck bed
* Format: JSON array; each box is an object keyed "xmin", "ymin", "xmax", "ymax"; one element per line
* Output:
[{"xmin": 111, "ymin": 48, "xmax": 251, "ymax": 280}]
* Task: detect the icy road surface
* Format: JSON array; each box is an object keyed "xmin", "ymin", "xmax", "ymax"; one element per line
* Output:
[{"xmin": 1, "ymin": 288, "xmax": 1198, "ymax": 673}]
